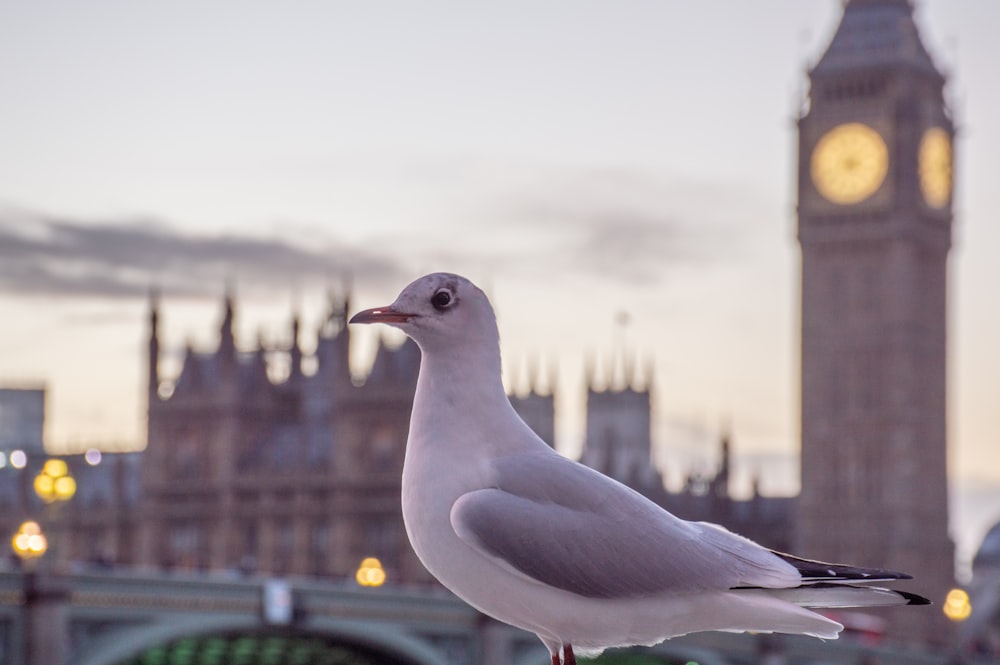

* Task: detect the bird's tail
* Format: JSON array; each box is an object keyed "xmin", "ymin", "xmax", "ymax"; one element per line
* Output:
[
  {"xmin": 753, "ymin": 550, "xmax": 931, "ymax": 608},
  {"xmin": 756, "ymin": 582, "xmax": 930, "ymax": 609}
]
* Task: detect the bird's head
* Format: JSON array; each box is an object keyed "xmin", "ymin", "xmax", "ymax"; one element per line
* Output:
[{"xmin": 349, "ymin": 273, "xmax": 499, "ymax": 356}]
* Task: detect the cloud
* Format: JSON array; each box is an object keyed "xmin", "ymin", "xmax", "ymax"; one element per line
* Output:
[
  {"xmin": 512, "ymin": 204, "xmax": 705, "ymax": 285},
  {"xmin": 0, "ymin": 208, "xmax": 406, "ymax": 299},
  {"xmin": 0, "ymin": 164, "xmax": 763, "ymax": 302},
  {"xmin": 392, "ymin": 163, "xmax": 753, "ymax": 287}
]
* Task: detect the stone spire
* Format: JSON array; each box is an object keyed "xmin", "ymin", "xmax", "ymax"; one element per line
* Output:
[
  {"xmin": 219, "ymin": 287, "xmax": 236, "ymax": 356},
  {"xmin": 812, "ymin": 0, "xmax": 941, "ymax": 80},
  {"xmin": 147, "ymin": 287, "xmax": 160, "ymax": 399},
  {"xmin": 289, "ymin": 311, "xmax": 303, "ymax": 381}
]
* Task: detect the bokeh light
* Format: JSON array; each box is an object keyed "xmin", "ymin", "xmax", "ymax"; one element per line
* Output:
[
  {"xmin": 943, "ymin": 588, "xmax": 972, "ymax": 622},
  {"xmin": 34, "ymin": 458, "xmax": 77, "ymax": 503},
  {"xmin": 10, "ymin": 450, "xmax": 27, "ymax": 469},
  {"xmin": 11, "ymin": 520, "xmax": 47, "ymax": 560},
  {"xmin": 355, "ymin": 557, "xmax": 386, "ymax": 587}
]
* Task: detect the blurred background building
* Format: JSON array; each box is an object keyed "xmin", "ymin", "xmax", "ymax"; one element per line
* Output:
[
  {"xmin": 796, "ymin": 0, "xmax": 956, "ymax": 646},
  {"xmin": 2, "ymin": 274, "xmax": 789, "ymax": 583},
  {"xmin": 4, "ymin": 286, "xmax": 771, "ymax": 578},
  {"xmin": 138, "ymin": 289, "xmax": 425, "ymax": 581}
]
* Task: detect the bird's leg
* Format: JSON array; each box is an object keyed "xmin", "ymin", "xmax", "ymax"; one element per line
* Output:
[{"xmin": 551, "ymin": 644, "xmax": 577, "ymax": 665}]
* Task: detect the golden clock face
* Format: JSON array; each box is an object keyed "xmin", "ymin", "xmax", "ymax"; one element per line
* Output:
[
  {"xmin": 810, "ymin": 123, "xmax": 889, "ymax": 205},
  {"xmin": 919, "ymin": 127, "xmax": 952, "ymax": 209}
]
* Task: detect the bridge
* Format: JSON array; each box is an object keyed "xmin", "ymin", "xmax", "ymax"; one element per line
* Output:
[{"xmin": 0, "ymin": 569, "xmax": 957, "ymax": 665}]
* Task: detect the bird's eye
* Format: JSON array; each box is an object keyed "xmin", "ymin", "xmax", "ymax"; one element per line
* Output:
[{"xmin": 431, "ymin": 289, "xmax": 453, "ymax": 311}]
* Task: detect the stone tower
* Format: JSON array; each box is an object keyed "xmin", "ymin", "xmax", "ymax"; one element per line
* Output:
[
  {"xmin": 580, "ymin": 356, "xmax": 659, "ymax": 492},
  {"xmin": 796, "ymin": 0, "xmax": 955, "ymax": 644},
  {"xmin": 508, "ymin": 358, "xmax": 557, "ymax": 448}
]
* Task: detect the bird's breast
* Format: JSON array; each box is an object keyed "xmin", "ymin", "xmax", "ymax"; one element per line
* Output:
[{"xmin": 401, "ymin": 436, "xmax": 486, "ymax": 553}]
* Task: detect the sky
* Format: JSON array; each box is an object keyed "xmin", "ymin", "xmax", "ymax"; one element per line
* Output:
[{"xmin": 1, "ymin": 1, "xmax": 998, "ymax": 566}]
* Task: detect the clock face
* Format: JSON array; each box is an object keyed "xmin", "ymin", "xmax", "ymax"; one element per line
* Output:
[
  {"xmin": 810, "ymin": 123, "xmax": 889, "ymax": 205},
  {"xmin": 919, "ymin": 127, "xmax": 952, "ymax": 209}
]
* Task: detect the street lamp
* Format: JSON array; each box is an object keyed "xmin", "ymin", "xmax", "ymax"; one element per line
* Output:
[
  {"xmin": 943, "ymin": 588, "xmax": 972, "ymax": 622},
  {"xmin": 33, "ymin": 459, "xmax": 76, "ymax": 504},
  {"xmin": 30, "ymin": 458, "xmax": 77, "ymax": 568},
  {"xmin": 9, "ymin": 460, "xmax": 77, "ymax": 665},
  {"xmin": 11, "ymin": 520, "xmax": 47, "ymax": 562},
  {"xmin": 355, "ymin": 557, "xmax": 386, "ymax": 587},
  {"xmin": 12, "ymin": 519, "xmax": 71, "ymax": 665}
]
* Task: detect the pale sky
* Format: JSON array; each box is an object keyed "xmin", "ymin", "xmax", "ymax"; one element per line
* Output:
[{"xmin": 1, "ymin": 1, "xmax": 998, "ymax": 563}]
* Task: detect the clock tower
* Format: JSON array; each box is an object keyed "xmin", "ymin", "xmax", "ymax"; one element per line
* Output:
[{"xmin": 796, "ymin": 0, "xmax": 955, "ymax": 644}]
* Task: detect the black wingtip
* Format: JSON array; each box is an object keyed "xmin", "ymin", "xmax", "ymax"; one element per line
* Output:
[
  {"xmin": 899, "ymin": 590, "xmax": 932, "ymax": 606},
  {"xmin": 771, "ymin": 550, "xmax": 915, "ymax": 582}
]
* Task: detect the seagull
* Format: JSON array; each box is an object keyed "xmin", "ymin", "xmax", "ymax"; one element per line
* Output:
[{"xmin": 350, "ymin": 272, "xmax": 928, "ymax": 665}]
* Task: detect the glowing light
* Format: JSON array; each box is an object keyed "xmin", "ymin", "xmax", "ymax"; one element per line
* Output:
[
  {"xmin": 11, "ymin": 520, "xmax": 47, "ymax": 560},
  {"xmin": 85, "ymin": 448, "xmax": 102, "ymax": 465},
  {"xmin": 0, "ymin": 452, "xmax": 6, "ymax": 468},
  {"xmin": 33, "ymin": 474, "xmax": 54, "ymax": 496},
  {"xmin": 943, "ymin": 588, "xmax": 972, "ymax": 622},
  {"xmin": 919, "ymin": 127, "xmax": 952, "ymax": 208},
  {"xmin": 10, "ymin": 450, "xmax": 27, "ymax": 469},
  {"xmin": 355, "ymin": 557, "xmax": 387, "ymax": 587},
  {"xmin": 34, "ymin": 458, "xmax": 77, "ymax": 503},
  {"xmin": 43, "ymin": 459, "xmax": 68, "ymax": 477},
  {"xmin": 55, "ymin": 476, "xmax": 77, "ymax": 497}
]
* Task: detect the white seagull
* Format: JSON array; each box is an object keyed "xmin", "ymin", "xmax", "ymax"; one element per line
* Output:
[{"xmin": 350, "ymin": 272, "xmax": 928, "ymax": 665}]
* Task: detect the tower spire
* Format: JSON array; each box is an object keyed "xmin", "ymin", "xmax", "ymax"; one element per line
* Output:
[
  {"xmin": 147, "ymin": 287, "xmax": 160, "ymax": 399},
  {"xmin": 813, "ymin": 0, "xmax": 940, "ymax": 81},
  {"xmin": 289, "ymin": 310, "xmax": 303, "ymax": 381},
  {"xmin": 623, "ymin": 351, "xmax": 636, "ymax": 391},
  {"xmin": 526, "ymin": 354, "xmax": 540, "ymax": 396},
  {"xmin": 584, "ymin": 351, "xmax": 597, "ymax": 392},
  {"xmin": 508, "ymin": 358, "xmax": 521, "ymax": 398},
  {"xmin": 643, "ymin": 355, "xmax": 655, "ymax": 393},
  {"xmin": 716, "ymin": 423, "xmax": 732, "ymax": 499},
  {"xmin": 218, "ymin": 283, "xmax": 237, "ymax": 372}
]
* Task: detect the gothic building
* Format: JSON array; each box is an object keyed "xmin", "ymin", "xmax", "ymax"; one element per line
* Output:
[
  {"xmin": 796, "ymin": 0, "xmax": 955, "ymax": 644},
  {"xmin": 579, "ymin": 359, "xmax": 794, "ymax": 554},
  {"xmin": 138, "ymin": 290, "xmax": 429, "ymax": 583},
  {"xmin": 507, "ymin": 361, "xmax": 556, "ymax": 448},
  {"xmin": 130, "ymin": 288, "xmax": 782, "ymax": 581},
  {"xmin": 2, "ymin": 292, "xmax": 790, "ymax": 580},
  {"xmin": 580, "ymin": 358, "xmax": 659, "ymax": 492}
]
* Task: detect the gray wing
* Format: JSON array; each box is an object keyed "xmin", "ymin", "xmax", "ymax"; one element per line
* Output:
[{"xmin": 450, "ymin": 451, "xmax": 799, "ymax": 599}]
